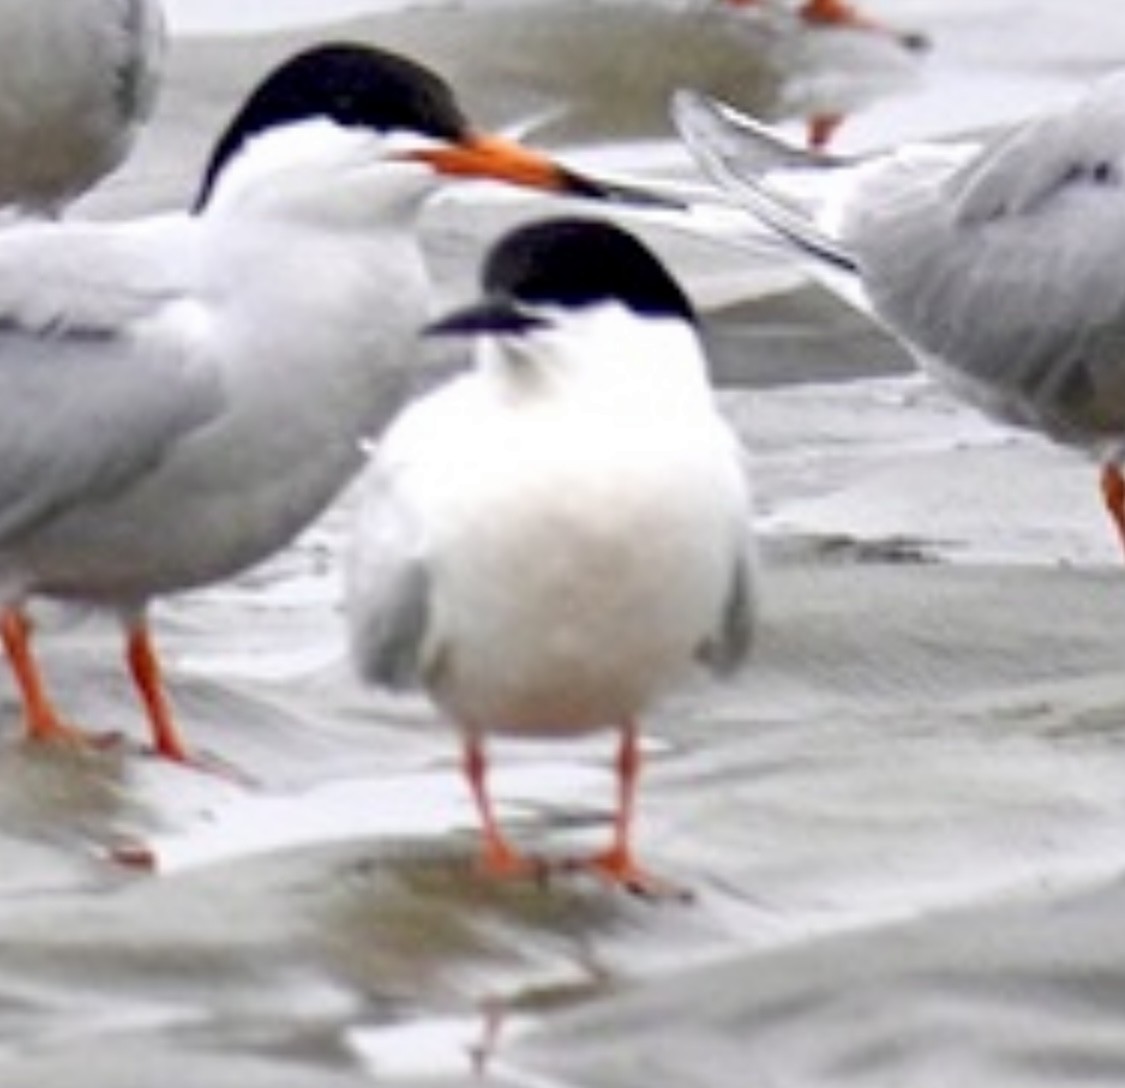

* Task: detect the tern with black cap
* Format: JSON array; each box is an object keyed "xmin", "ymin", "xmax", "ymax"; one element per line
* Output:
[
  {"xmin": 348, "ymin": 217, "xmax": 757, "ymax": 896},
  {"xmin": 0, "ymin": 42, "xmax": 642, "ymax": 768}
]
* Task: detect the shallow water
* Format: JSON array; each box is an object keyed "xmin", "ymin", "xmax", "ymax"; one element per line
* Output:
[{"xmin": 9, "ymin": 1, "xmax": 1125, "ymax": 1085}]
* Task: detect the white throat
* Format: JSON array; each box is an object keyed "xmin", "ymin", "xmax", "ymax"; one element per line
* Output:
[{"xmin": 203, "ymin": 119, "xmax": 441, "ymax": 227}]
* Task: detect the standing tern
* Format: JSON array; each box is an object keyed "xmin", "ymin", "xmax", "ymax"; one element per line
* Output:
[
  {"xmin": 0, "ymin": 42, "xmax": 648, "ymax": 766},
  {"xmin": 0, "ymin": 0, "xmax": 165, "ymax": 214},
  {"xmin": 347, "ymin": 217, "xmax": 757, "ymax": 895},
  {"xmin": 672, "ymin": 78, "xmax": 1125, "ymax": 553}
]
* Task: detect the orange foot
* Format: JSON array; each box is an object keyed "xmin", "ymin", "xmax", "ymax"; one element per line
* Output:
[
  {"xmin": 474, "ymin": 837, "xmax": 551, "ymax": 885},
  {"xmin": 22, "ymin": 719, "xmax": 123, "ymax": 753},
  {"xmin": 561, "ymin": 847, "xmax": 693, "ymax": 902}
]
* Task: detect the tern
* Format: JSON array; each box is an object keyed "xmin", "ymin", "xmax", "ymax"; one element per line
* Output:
[
  {"xmin": 0, "ymin": 0, "xmax": 165, "ymax": 214},
  {"xmin": 0, "ymin": 42, "xmax": 651, "ymax": 766},
  {"xmin": 347, "ymin": 216, "xmax": 757, "ymax": 895},
  {"xmin": 672, "ymin": 78, "xmax": 1125, "ymax": 553}
]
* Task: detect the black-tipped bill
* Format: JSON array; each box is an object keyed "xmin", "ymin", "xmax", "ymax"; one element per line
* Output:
[
  {"xmin": 424, "ymin": 296, "xmax": 549, "ymax": 338},
  {"xmin": 797, "ymin": 0, "xmax": 931, "ymax": 53},
  {"xmin": 407, "ymin": 133, "xmax": 686, "ymax": 209},
  {"xmin": 558, "ymin": 168, "xmax": 689, "ymax": 210}
]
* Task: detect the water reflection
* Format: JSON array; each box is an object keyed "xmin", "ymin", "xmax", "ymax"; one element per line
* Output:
[
  {"xmin": 318, "ymin": 848, "xmax": 698, "ymax": 1077},
  {"xmin": 319, "ymin": 852, "xmax": 623, "ymax": 998}
]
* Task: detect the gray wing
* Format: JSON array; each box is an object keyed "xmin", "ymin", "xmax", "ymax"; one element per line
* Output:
[
  {"xmin": 696, "ymin": 541, "xmax": 756, "ymax": 677},
  {"xmin": 848, "ymin": 77, "xmax": 1125, "ymax": 439},
  {"xmin": 950, "ymin": 73, "xmax": 1125, "ymax": 224},
  {"xmin": 677, "ymin": 83, "xmax": 1125, "ymax": 442},
  {"xmin": 696, "ymin": 447, "xmax": 757, "ymax": 678},
  {"xmin": 346, "ymin": 458, "xmax": 434, "ymax": 692},
  {"xmin": 0, "ymin": 219, "xmax": 223, "ymax": 541}
]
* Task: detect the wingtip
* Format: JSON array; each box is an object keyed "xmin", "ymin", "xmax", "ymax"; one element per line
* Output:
[
  {"xmin": 670, "ymin": 88, "xmax": 859, "ymax": 275},
  {"xmin": 672, "ymin": 88, "xmax": 839, "ymax": 174}
]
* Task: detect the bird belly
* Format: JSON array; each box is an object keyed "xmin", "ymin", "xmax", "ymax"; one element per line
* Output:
[{"xmin": 426, "ymin": 446, "xmax": 737, "ymax": 736}]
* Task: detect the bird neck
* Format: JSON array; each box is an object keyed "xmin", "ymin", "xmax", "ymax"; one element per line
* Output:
[{"xmin": 480, "ymin": 310, "xmax": 714, "ymax": 418}]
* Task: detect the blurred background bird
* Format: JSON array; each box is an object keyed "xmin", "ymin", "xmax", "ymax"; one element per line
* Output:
[{"xmin": 0, "ymin": 0, "xmax": 165, "ymax": 216}]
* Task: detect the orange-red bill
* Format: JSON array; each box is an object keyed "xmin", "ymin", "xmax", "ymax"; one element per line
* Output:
[
  {"xmin": 798, "ymin": 0, "xmax": 930, "ymax": 49},
  {"xmin": 408, "ymin": 133, "xmax": 683, "ymax": 207},
  {"xmin": 411, "ymin": 133, "xmax": 572, "ymax": 189}
]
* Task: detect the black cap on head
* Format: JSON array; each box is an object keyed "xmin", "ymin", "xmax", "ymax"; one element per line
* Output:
[
  {"xmin": 195, "ymin": 42, "xmax": 469, "ymax": 210},
  {"xmin": 484, "ymin": 217, "xmax": 697, "ymax": 324}
]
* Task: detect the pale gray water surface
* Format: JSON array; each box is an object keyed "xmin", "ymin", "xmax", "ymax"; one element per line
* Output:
[{"xmin": 10, "ymin": 2, "xmax": 1125, "ymax": 1085}]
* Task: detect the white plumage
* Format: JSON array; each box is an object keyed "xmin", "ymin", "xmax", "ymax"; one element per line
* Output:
[
  {"xmin": 349, "ymin": 217, "xmax": 756, "ymax": 894},
  {"xmin": 0, "ymin": 43, "xmax": 634, "ymax": 765}
]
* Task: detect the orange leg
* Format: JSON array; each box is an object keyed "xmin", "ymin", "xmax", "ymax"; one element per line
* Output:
[
  {"xmin": 0, "ymin": 606, "xmax": 89, "ymax": 745},
  {"xmin": 1101, "ymin": 463, "xmax": 1125, "ymax": 557},
  {"xmin": 125, "ymin": 617, "xmax": 250, "ymax": 782},
  {"xmin": 568, "ymin": 722, "xmax": 690, "ymax": 900},
  {"xmin": 125, "ymin": 619, "xmax": 192, "ymax": 763},
  {"xmin": 463, "ymin": 733, "xmax": 544, "ymax": 880}
]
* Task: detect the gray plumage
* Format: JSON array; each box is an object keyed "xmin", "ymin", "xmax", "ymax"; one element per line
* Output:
[
  {"xmin": 0, "ymin": 221, "xmax": 217, "ymax": 543},
  {"xmin": 0, "ymin": 0, "xmax": 165, "ymax": 213},
  {"xmin": 348, "ymin": 468, "xmax": 433, "ymax": 692},
  {"xmin": 674, "ymin": 75, "xmax": 1125, "ymax": 454}
]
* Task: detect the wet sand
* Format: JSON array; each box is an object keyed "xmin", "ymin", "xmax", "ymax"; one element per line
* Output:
[{"xmin": 7, "ymin": 1, "xmax": 1125, "ymax": 1085}]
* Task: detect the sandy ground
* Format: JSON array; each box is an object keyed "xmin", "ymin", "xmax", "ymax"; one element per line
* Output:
[{"xmin": 5, "ymin": 1, "xmax": 1125, "ymax": 1085}]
